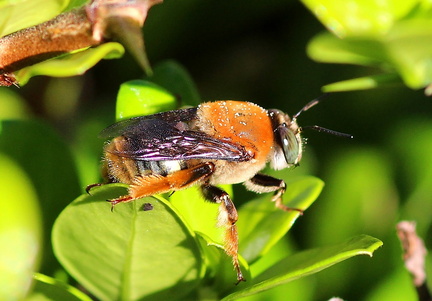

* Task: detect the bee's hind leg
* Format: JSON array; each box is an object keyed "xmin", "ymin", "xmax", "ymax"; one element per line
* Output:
[
  {"xmin": 105, "ymin": 162, "xmax": 216, "ymax": 209},
  {"xmin": 200, "ymin": 184, "xmax": 245, "ymax": 284}
]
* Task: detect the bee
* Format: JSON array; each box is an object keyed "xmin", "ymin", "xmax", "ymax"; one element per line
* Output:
[{"xmin": 89, "ymin": 99, "xmax": 350, "ymax": 283}]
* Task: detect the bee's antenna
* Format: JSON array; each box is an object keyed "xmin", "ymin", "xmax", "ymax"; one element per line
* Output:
[
  {"xmin": 294, "ymin": 93, "xmax": 352, "ymax": 139},
  {"xmin": 302, "ymin": 125, "xmax": 353, "ymax": 139},
  {"xmin": 293, "ymin": 93, "xmax": 330, "ymax": 120}
]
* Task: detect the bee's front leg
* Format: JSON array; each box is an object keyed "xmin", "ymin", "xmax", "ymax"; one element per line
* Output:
[
  {"xmin": 244, "ymin": 173, "xmax": 303, "ymax": 214},
  {"xmin": 200, "ymin": 184, "xmax": 245, "ymax": 284}
]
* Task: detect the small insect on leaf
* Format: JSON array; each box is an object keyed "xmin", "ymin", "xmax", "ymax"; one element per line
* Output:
[{"xmin": 142, "ymin": 203, "xmax": 154, "ymax": 211}]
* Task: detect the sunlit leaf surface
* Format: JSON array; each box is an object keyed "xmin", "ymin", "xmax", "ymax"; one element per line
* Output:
[
  {"xmin": 53, "ymin": 184, "xmax": 203, "ymax": 301},
  {"xmin": 222, "ymin": 235, "xmax": 383, "ymax": 301}
]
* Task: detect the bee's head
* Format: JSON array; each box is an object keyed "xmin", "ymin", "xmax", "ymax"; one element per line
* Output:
[
  {"xmin": 268, "ymin": 109, "xmax": 302, "ymax": 170},
  {"xmin": 268, "ymin": 94, "xmax": 352, "ymax": 170}
]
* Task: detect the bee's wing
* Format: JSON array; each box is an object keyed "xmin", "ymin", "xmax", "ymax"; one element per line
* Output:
[
  {"xmin": 102, "ymin": 112, "xmax": 251, "ymax": 162},
  {"xmin": 99, "ymin": 108, "xmax": 198, "ymax": 139}
]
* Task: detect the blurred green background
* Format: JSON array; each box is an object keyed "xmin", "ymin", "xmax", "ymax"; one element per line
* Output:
[{"xmin": 2, "ymin": 0, "xmax": 432, "ymax": 300}]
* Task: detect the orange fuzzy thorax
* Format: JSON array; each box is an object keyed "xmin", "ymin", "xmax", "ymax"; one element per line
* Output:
[{"xmin": 196, "ymin": 101, "xmax": 274, "ymax": 164}]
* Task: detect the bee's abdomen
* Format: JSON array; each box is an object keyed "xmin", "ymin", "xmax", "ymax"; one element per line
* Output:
[
  {"xmin": 136, "ymin": 160, "xmax": 187, "ymax": 177},
  {"xmin": 104, "ymin": 150, "xmax": 187, "ymax": 184},
  {"xmin": 104, "ymin": 136, "xmax": 188, "ymax": 184}
]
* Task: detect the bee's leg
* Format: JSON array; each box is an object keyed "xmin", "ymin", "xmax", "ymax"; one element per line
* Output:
[
  {"xmin": 200, "ymin": 184, "xmax": 245, "ymax": 284},
  {"xmin": 109, "ymin": 162, "xmax": 215, "ymax": 206},
  {"xmin": 85, "ymin": 183, "xmax": 103, "ymax": 194},
  {"xmin": 84, "ymin": 183, "xmax": 132, "ymax": 211},
  {"xmin": 244, "ymin": 173, "xmax": 303, "ymax": 214}
]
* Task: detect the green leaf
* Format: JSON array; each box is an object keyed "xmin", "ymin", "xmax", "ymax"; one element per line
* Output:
[
  {"xmin": 115, "ymin": 61, "xmax": 201, "ymax": 121},
  {"xmin": 384, "ymin": 19, "xmax": 432, "ymax": 88},
  {"xmin": 0, "ymin": 120, "xmax": 81, "ymax": 274},
  {"xmin": 306, "ymin": 4, "xmax": 432, "ymax": 90},
  {"xmin": 52, "ymin": 184, "xmax": 203, "ymax": 301},
  {"xmin": 321, "ymin": 74, "xmax": 402, "ymax": 92},
  {"xmin": 301, "ymin": 0, "xmax": 418, "ymax": 38},
  {"xmin": 169, "ymin": 186, "xmax": 253, "ymax": 289},
  {"xmin": 307, "ymin": 32, "xmax": 388, "ymax": 66},
  {"xmin": 0, "ymin": 0, "xmax": 70, "ymax": 37},
  {"xmin": 168, "ymin": 178, "xmax": 323, "ymax": 290},
  {"xmin": 0, "ymin": 153, "xmax": 41, "ymax": 301},
  {"xmin": 15, "ymin": 42, "xmax": 125, "ymax": 86},
  {"xmin": 150, "ymin": 60, "xmax": 202, "ymax": 107},
  {"xmin": 195, "ymin": 232, "xmax": 251, "ymax": 290},
  {"xmin": 221, "ymin": 235, "xmax": 383, "ymax": 301},
  {"xmin": 240, "ymin": 239, "xmax": 315, "ymax": 301},
  {"xmin": 169, "ymin": 187, "xmax": 225, "ymax": 246},
  {"xmin": 237, "ymin": 176, "xmax": 324, "ymax": 264},
  {"xmin": 195, "ymin": 232, "xmax": 226, "ymax": 277},
  {"xmin": 116, "ymin": 80, "xmax": 177, "ymax": 120},
  {"xmin": 0, "ymin": 88, "xmax": 31, "ymax": 119},
  {"xmin": 308, "ymin": 25, "xmax": 432, "ymax": 90},
  {"xmin": 25, "ymin": 273, "xmax": 92, "ymax": 301}
]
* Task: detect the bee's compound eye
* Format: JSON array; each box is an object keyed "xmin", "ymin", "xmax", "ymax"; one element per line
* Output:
[{"xmin": 278, "ymin": 124, "xmax": 300, "ymax": 165}]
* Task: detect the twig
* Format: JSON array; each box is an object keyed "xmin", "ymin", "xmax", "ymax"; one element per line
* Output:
[
  {"xmin": 396, "ymin": 221, "xmax": 432, "ymax": 301},
  {"xmin": 0, "ymin": 0, "xmax": 161, "ymax": 86}
]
